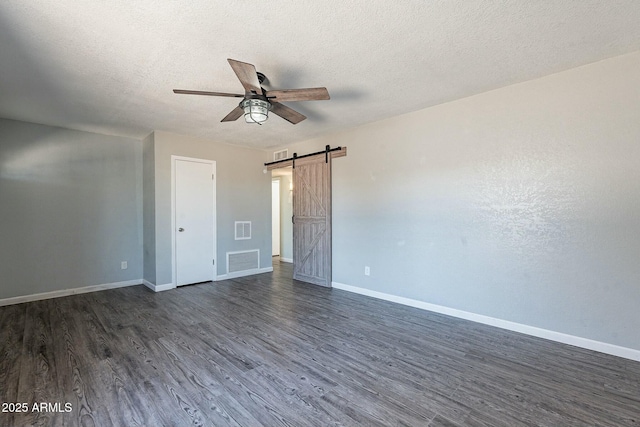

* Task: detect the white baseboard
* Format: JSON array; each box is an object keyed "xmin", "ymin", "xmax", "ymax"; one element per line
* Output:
[
  {"xmin": 279, "ymin": 257, "xmax": 293, "ymax": 263},
  {"xmin": 331, "ymin": 281, "xmax": 640, "ymax": 362},
  {"xmin": 0, "ymin": 279, "xmax": 142, "ymax": 307},
  {"xmin": 142, "ymin": 280, "xmax": 175, "ymax": 292},
  {"xmin": 216, "ymin": 267, "xmax": 274, "ymax": 281}
]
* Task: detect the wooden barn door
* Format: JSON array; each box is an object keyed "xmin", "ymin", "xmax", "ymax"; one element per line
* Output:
[{"xmin": 293, "ymin": 154, "xmax": 332, "ymax": 287}]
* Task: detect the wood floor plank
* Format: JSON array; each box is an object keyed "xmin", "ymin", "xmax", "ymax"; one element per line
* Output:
[
  {"xmin": 0, "ymin": 303, "xmax": 26, "ymax": 427},
  {"xmin": 15, "ymin": 300, "xmax": 63, "ymax": 427},
  {"xmin": 50, "ymin": 295, "xmax": 114, "ymax": 427},
  {"xmin": 154, "ymin": 331, "xmax": 302, "ymax": 426},
  {"xmin": 429, "ymin": 414, "xmax": 462, "ymax": 427},
  {"xmin": 1, "ymin": 259, "xmax": 639, "ymax": 426}
]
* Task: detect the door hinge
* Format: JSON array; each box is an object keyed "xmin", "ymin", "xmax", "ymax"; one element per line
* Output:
[
  {"xmin": 212, "ymin": 259, "xmax": 215, "ymax": 265},
  {"xmin": 212, "ymin": 174, "xmax": 214, "ymax": 180}
]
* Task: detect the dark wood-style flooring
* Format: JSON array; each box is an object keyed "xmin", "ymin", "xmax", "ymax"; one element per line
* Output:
[{"xmin": 1, "ymin": 260, "xmax": 639, "ymax": 426}]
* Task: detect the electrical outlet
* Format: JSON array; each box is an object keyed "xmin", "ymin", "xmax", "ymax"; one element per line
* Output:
[
  {"xmin": 121, "ymin": 261, "xmax": 128, "ymax": 270},
  {"xmin": 364, "ymin": 266, "xmax": 370, "ymax": 276}
]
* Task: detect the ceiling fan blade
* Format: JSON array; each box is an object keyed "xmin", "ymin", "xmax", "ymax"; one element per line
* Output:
[
  {"xmin": 265, "ymin": 87, "xmax": 330, "ymax": 102},
  {"xmin": 270, "ymin": 102, "xmax": 306, "ymax": 124},
  {"xmin": 221, "ymin": 106, "xmax": 244, "ymax": 122},
  {"xmin": 173, "ymin": 89, "xmax": 244, "ymax": 98},
  {"xmin": 227, "ymin": 59, "xmax": 263, "ymax": 95}
]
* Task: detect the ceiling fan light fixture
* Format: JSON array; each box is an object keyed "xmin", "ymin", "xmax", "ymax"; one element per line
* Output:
[{"xmin": 242, "ymin": 99, "xmax": 271, "ymax": 124}]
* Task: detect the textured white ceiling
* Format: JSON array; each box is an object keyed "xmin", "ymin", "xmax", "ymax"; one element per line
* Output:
[{"xmin": 1, "ymin": 1, "xmax": 640, "ymax": 149}]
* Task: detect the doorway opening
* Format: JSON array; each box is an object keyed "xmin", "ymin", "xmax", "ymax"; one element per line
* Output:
[
  {"xmin": 271, "ymin": 168, "xmax": 293, "ymax": 266},
  {"xmin": 266, "ymin": 146, "xmax": 346, "ymax": 287}
]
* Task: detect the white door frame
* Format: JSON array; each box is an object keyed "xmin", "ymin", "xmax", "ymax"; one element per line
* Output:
[
  {"xmin": 272, "ymin": 178, "xmax": 281, "ymax": 256},
  {"xmin": 171, "ymin": 155, "xmax": 217, "ymax": 287}
]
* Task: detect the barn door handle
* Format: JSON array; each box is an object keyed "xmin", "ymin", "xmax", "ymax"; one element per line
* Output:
[{"xmin": 178, "ymin": 228, "xmax": 185, "ymax": 232}]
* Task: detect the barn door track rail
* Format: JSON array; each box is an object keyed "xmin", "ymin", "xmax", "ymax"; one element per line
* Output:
[{"xmin": 264, "ymin": 145, "xmax": 346, "ymax": 170}]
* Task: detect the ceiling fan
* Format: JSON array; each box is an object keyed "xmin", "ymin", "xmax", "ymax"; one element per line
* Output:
[{"xmin": 173, "ymin": 59, "xmax": 330, "ymax": 125}]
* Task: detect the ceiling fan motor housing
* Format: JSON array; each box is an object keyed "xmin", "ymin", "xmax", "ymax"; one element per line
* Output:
[{"xmin": 256, "ymin": 72, "xmax": 267, "ymax": 85}]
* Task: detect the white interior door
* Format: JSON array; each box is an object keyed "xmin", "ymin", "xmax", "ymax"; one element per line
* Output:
[
  {"xmin": 272, "ymin": 179, "xmax": 280, "ymax": 256},
  {"xmin": 174, "ymin": 158, "xmax": 215, "ymax": 286}
]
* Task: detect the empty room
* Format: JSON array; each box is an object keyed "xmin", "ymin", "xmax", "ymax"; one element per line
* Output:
[{"xmin": 1, "ymin": 1, "xmax": 639, "ymax": 426}]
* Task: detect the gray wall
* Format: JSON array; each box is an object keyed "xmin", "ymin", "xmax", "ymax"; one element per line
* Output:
[
  {"xmin": 1, "ymin": 122, "xmax": 274, "ymax": 296},
  {"xmin": 148, "ymin": 131, "xmax": 271, "ymax": 285},
  {"xmin": 0, "ymin": 118, "xmax": 143, "ymax": 299},
  {"xmin": 282, "ymin": 52, "xmax": 640, "ymax": 351}
]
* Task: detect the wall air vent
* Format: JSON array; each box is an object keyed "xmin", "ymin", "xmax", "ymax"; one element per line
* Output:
[
  {"xmin": 227, "ymin": 250, "xmax": 260, "ymax": 273},
  {"xmin": 235, "ymin": 221, "xmax": 251, "ymax": 240},
  {"xmin": 273, "ymin": 149, "xmax": 288, "ymax": 161}
]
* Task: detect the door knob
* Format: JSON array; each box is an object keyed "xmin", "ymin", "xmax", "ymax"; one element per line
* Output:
[{"xmin": 178, "ymin": 228, "xmax": 184, "ymax": 232}]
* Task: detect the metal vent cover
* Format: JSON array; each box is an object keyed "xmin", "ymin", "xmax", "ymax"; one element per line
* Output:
[
  {"xmin": 273, "ymin": 149, "xmax": 288, "ymax": 161},
  {"xmin": 235, "ymin": 221, "xmax": 251, "ymax": 240},
  {"xmin": 227, "ymin": 250, "xmax": 260, "ymax": 273}
]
